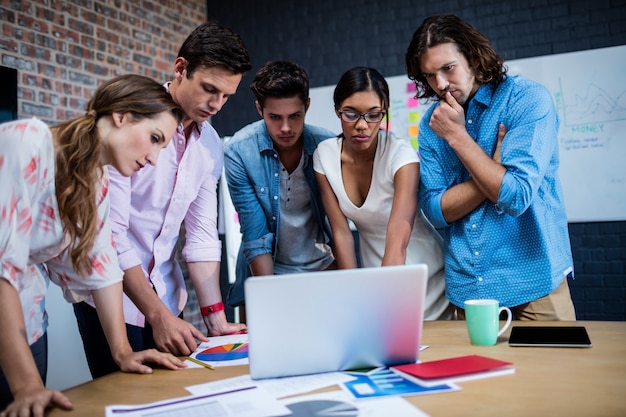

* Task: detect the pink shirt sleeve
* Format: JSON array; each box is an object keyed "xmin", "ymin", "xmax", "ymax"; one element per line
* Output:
[{"xmin": 107, "ymin": 165, "xmax": 144, "ymax": 272}]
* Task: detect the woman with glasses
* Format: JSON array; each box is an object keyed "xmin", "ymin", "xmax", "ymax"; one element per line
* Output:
[{"xmin": 313, "ymin": 67, "xmax": 451, "ymax": 320}]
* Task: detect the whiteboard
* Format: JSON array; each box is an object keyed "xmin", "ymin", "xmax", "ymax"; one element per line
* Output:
[{"xmin": 307, "ymin": 45, "xmax": 626, "ymax": 222}]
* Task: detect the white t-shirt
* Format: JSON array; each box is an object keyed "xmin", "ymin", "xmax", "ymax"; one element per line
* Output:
[{"xmin": 313, "ymin": 131, "xmax": 449, "ymax": 319}]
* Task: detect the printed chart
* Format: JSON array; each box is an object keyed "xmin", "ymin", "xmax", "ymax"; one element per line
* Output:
[
  {"xmin": 267, "ymin": 390, "xmax": 429, "ymax": 417},
  {"xmin": 188, "ymin": 334, "xmax": 249, "ymax": 368},
  {"xmin": 341, "ymin": 367, "xmax": 457, "ymax": 400},
  {"xmin": 278, "ymin": 400, "xmax": 358, "ymax": 417},
  {"xmin": 196, "ymin": 343, "xmax": 248, "ymax": 362}
]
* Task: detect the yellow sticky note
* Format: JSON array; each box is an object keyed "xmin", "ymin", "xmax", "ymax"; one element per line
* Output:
[{"xmin": 409, "ymin": 125, "xmax": 419, "ymax": 137}]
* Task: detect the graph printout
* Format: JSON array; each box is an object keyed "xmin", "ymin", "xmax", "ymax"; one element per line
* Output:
[{"xmin": 187, "ymin": 334, "xmax": 249, "ymax": 368}]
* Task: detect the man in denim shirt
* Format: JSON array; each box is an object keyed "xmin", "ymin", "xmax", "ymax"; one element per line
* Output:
[
  {"xmin": 405, "ymin": 15, "xmax": 576, "ymax": 320},
  {"xmin": 224, "ymin": 61, "xmax": 336, "ymax": 321}
]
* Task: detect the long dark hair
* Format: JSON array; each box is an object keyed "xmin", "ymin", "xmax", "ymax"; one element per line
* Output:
[
  {"xmin": 405, "ymin": 14, "xmax": 507, "ymax": 100},
  {"xmin": 54, "ymin": 74, "xmax": 182, "ymax": 277}
]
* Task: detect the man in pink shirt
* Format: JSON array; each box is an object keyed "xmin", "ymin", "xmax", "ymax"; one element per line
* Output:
[{"xmin": 73, "ymin": 23, "xmax": 251, "ymax": 378}]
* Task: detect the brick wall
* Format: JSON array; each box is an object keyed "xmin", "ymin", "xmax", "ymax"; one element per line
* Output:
[
  {"xmin": 0, "ymin": 0, "xmax": 208, "ymax": 332},
  {"xmin": 207, "ymin": 0, "xmax": 626, "ymax": 321},
  {"xmin": 0, "ymin": 0, "xmax": 206, "ymax": 124}
]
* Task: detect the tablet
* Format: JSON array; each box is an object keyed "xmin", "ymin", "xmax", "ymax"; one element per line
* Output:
[{"xmin": 508, "ymin": 326, "xmax": 592, "ymax": 347}]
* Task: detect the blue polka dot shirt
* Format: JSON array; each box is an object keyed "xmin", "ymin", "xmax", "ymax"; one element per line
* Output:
[{"xmin": 418, "ymin": 75, "xmax": 574, "ymax": 308}]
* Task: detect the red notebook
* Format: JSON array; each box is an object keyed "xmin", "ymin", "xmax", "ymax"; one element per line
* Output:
[{"xmin": 392, "ymin": 355, "xmax": 512, "ymax": 380}]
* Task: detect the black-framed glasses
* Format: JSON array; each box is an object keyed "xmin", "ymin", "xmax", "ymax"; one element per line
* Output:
[{"xmin": 338, "ymin": 111, "xmax": 386, "ymax": 123}]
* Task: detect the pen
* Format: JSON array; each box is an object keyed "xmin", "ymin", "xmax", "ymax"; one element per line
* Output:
[{"xmin": 184, "ymin": 356, "xmax": 215, "ymax": 370}]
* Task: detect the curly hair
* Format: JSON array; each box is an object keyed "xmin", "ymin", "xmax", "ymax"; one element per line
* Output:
[
  {"xmin": 405, "ymin": 15, "xmax": 507, "ymax": 100},
  {"xmin": 54, "ymin": 74, "xmax": 182, "ymax": 277}
]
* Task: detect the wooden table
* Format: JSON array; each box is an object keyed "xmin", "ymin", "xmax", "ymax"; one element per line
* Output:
[{"xmin": 48, "ymin": 321, "xmax": 626, "ymax": 416}]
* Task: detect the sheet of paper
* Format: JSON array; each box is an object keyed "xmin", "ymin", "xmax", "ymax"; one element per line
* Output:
[
  {"xmin": 255, "ymin": 372, "xmax": 356, "ymax": 398},
  {"xmin": 186, "ymin": 372, "xmax": 355, "ymax": 399},
  {"xmin": 185, "ymin": 334, "xmax": 249, "ymax": 368},
  {"xmin": 186, "ymin": 375, "xmax": 255, "ymax": 395},
  {"xmin": 105, "ymin": 386, "xmax": 290, "ymax": 417},
  {"xmin": 269, "ymin": 389, "xmax": 430, "ymax": 417}
]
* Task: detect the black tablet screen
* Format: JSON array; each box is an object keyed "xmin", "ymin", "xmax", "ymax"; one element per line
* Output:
[{"xmin": 508, "ymin": 326, "xmax": 592, "ymax": 347}]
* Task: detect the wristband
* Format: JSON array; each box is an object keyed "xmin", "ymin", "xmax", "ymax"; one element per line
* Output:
[{"xmin": 200, "ymin": 302, "xmax": 225, "ymax": 316}]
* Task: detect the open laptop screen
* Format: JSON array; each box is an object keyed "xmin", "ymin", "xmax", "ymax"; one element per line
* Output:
[{"xmin": 245, "ymin": 264, "xmax": 428, "ymax": 379}]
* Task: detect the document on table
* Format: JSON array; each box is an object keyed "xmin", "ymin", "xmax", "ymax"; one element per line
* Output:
[
  {"xmin": 185, "ymin": 334, "xmax": 250, "ymax": 368},
  {"xmin": 340, "ymin": 367, "xmax": 459, "ymax": 400},
  {"xmin": 186, "ymin": 372, "xmax": 356, "ymax": 399},
  {"xmin": 105, "ymin": 386, "xmax": 290, "ymax": 417},
  {"xmin": 269, "ymin": 390, "xmax": 430, "ymax": 417}
]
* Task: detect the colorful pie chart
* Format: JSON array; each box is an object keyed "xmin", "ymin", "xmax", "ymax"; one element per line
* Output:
[{"xmin": 196, "ymin": 343, "xmax": 249, "ymax": 362}]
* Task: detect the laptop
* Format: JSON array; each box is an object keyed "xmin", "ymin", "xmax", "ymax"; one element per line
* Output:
[{"xmin": 244, "ymin": 264, "xmax": 428, "ymax": 379}]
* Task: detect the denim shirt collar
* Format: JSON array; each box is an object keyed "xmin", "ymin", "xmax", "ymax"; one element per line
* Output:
[{"xmin": 256, "ymin": 124, "xmax": 275, "ymax": 153}]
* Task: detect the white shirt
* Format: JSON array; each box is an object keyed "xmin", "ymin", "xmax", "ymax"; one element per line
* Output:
[{"xmin": 313, "ymin": 131, "xmax": 449, "ymax": 319}]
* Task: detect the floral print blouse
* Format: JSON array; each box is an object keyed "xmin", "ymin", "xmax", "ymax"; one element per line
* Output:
[{"xmin": 0, "ymin": 118, "xmax": 122, "ymax": 345}]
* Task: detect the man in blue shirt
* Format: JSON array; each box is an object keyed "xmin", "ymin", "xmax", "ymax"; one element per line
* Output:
[
  {"xmin": 224, "ymin": 61, "xmax": 336, "ymax": 321},
  {"xmin": 405, "ymin": 15, "xmax": 576, "ymax": 320}
]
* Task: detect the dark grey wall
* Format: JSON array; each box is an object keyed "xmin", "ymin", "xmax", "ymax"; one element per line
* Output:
[
  {"xmin": 208, "ymin": 0, "xmax": 626, "ymax": 136},
  {"xmin": 207, "ymin": 0, "xmax": 626, "ymax": 320}
]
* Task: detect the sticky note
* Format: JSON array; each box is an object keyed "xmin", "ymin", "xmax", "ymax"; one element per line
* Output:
[
  {"xmin": 407, "ymin": 97, "xmax": 418, "ymax": 108},
  {"xmin": 408, "ymin": 111, "xmax": 420, "ymax": 123},
  {"xmin": 409, "ymin": 125, "xmax": 419, "ymax": 137}
]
